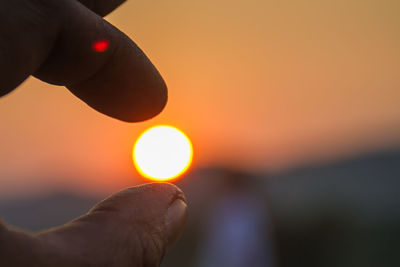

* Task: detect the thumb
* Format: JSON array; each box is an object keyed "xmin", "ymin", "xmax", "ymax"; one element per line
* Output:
[
  {"xmin": 0, "ymin": 183, "xmax": 188, "ymax": 267},
  {"xmin": 88, "ymin": 183, "xmax": 188, "ymax": 257}
]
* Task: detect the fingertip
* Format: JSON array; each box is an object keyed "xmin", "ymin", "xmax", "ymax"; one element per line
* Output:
[
  {"xmin": 132, "ymin": 183, "xmax": 188, "ymax": 259},
  {"xmin": 66, "ymin": 33, "xmax": 169, "ymax": 122},
  {"xmin": 165, "ymin": 198, "xmax": 188, "ymax": 250},
  {"xmin": 88, "ymin": 183, "xmax": 187, "ymax": 264},
  {"xmin": 118, "ymin": 183, "xmax": 186, "ymax": 209},
  {"xmin": 133, "ymin": 182, "xmax": 186, "ymax": 202},
  {"xmin": 90, "ymin": 183, "xmax": 187, "ymax": 219},
  {"xmin": 34, "ymin": 2, "xmax": 168, "ymax": 122}
]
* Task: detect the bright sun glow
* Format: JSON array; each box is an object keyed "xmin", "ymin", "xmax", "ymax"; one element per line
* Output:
[{"xmin": 133, "ymin": 125, "xmax": 193, "ymax": 181}]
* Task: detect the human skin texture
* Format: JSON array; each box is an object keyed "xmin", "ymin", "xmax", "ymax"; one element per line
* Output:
[
  {"xmin": 0, "ymin": 183, "xmax": 188, "ymax": 267},
  {"xmin": 0, "ymin": 0, "xmax": 167, "ymax": 122},
  {"xmin": 0, "ymin": 1, "xmax": 188, "ymax": 266}
]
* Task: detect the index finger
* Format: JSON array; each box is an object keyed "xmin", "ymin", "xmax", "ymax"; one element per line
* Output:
[{"xmin": 0, "ymin": 0, "xmax": 167, "ymax": 122}]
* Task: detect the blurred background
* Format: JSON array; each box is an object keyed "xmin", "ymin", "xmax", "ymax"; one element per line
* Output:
[{"xmin": 0, "ymin": 0, "xmax": 399, "ymax": 266}]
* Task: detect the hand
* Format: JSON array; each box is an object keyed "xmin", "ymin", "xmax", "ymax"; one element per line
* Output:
[
  {"xmin": 0, "ymin": 183, "xmax": 188, "ymax": 266},
  {"xmin": 0, "ymin": 0, "xmax": 167, "ymax": 122},
  {"xmin": 0, "ymin": 1, "xmax": 186, "ymax": 266}
]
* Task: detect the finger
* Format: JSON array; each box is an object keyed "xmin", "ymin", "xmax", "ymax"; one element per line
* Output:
[
  {"xmin": 0, "ymin": 220, "xmax": 42, "ymax": 267},
  {"xmin": 77, "ymin": 0, "xmax": 126, "ymax": 17},
  {"xmin": 89, "ymin": 183, "xmax": 188, "ymax": 255},
  {"xmin": 0, "ymin": 0, "xmax": 167, "ymax": 122},
  {"xmin": 0, "ymin": 184, "xmax": 187, "ymax": 266},
  {"xmin": 36, "ymin": 183, "xmax": 188, "ymax": 266}
]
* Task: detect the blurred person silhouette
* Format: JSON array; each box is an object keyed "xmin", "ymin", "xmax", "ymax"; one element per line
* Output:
[
  {"xmin": 0, "ymin": 0, "xmax": 187, "ymax": 266},
  {"xmin": 197, "ymin": 170, "xmax": 275, "ymax": 267}
]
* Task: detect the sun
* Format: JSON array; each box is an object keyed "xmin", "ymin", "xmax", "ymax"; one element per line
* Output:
[{"xmin": 133, "ymin": 125, "xmax": 193, "ymax": 181}]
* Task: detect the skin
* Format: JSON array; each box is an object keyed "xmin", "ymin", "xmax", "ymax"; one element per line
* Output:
[
  {"xmin": 0, "ymin": 0, "xmax": 167, "ymax": 122},
  {"xmin": 0, "ymin": 0, "xmax": 187, "ymax": 266}
]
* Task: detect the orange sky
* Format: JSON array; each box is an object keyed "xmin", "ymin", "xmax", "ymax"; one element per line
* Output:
[{"xmin": 0, "ymin": 0, "xmax": 399, "ymax": 196}]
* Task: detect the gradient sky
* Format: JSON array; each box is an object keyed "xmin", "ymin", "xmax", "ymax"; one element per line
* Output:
[{"xmin": 0, "ymin": 0, "xmax": 399, "ymax": 196}]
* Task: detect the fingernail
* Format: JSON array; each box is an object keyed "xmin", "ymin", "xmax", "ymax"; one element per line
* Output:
[{"xmin": 165, "ymin": 199, "xmax": 188, "ymax": 249}]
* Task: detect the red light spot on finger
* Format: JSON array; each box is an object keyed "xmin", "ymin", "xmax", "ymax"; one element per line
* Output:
[{"xmin": 93, "ymin": 40, "xmax": 109, "ymax": 52}]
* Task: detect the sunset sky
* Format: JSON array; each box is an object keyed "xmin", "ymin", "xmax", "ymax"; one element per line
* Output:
[{"xmin": 0, "ymin": 0, "xmax": 399, "ymax": 196}]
